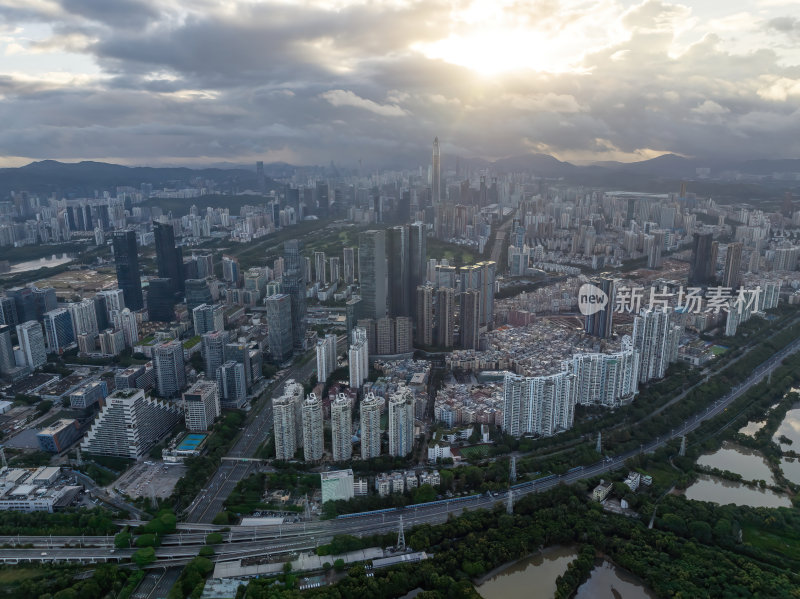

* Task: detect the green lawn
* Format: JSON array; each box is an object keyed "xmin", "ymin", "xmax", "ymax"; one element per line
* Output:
[{"xmin": 459, "ymin": 444, "xmax": 491, "ymax": 460}]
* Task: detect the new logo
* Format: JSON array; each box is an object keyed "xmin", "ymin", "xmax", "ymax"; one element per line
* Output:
[{"xmin": 578, "ymin": 283, "xmax": 609, "ymax": 316}]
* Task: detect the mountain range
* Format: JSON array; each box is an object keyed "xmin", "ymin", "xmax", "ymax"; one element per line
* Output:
[{"xmin": 1, "ymin": 154, "xmax": 798, "ymax": 200}]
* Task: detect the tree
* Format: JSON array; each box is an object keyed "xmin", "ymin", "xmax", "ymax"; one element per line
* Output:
[
  {"xmin": 205, "ymin": 532, "xmax": 223, "ymax": 545},
  {"xmin": 333, "ymin": 559, "xmax": 345, "ymax": 572},
  {"xmin": 132, "ymin": 547, "xmax": 156, "ymax": 567},
  {"xmin": 114, "ymin": 532, "xmax": 132, "ymax": 548}
]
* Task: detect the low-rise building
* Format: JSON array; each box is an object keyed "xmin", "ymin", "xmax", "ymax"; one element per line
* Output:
[{"xmin": 320, "ymin": 469, "xmax": 355, "ymax": 504}]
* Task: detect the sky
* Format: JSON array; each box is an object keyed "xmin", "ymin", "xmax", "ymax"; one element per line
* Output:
[{"xmin": 0, "ymin": 0, "xmax": 799, "ymax": 168}]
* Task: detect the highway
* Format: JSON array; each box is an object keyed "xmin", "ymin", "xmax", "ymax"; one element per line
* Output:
[{"xmin": 184, "ymin": 348, "xmax": 319, "ymax": 523}]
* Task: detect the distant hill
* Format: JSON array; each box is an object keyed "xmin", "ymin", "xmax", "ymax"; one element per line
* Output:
[{"xmin": 1, "ymin": 153, "xmax": 798, "ymax": 200}]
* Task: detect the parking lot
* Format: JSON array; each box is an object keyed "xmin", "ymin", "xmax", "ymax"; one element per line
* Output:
[{"xmin": 113, "ymin": 460, "xmax": 186, "ymax": 499}]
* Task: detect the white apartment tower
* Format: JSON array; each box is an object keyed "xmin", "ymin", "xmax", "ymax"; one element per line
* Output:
[
  {"xmin": 349, "ymin": 327, "xmax": 369, "ymax": 389},
  {"xmin": 389, "ymin": 385, "xmax": 414, "ymax": 457},
  {"xmin": 183, "ymin": 380, "xmax": 220, "ymax": 432},
  {"xmin": 316, "ymin": 334, "xmax": 337, "ymax": 382},
  {"xmin": 502, "ymin": 371, "xmax": 577, "ymax": 438},
  {"xmin": 153, "ymin": 340, "xmax": 186, "ymax": 397},
  {"xmin": 331, "ymin": 393, "xmax": 353, "ymax": 462},
  {"xmin": 301, "ymin": 393, "xmax": 324, "ymax": 461},
  {"xmin": 272, "ymin": 379, "xmax": 304, "ymax": 461},
  {"xmin": 360, "ymin": 392, "xmax": 382, "ymax": 459}
]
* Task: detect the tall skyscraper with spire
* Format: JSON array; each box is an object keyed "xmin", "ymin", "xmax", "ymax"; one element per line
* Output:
[{"xmin": 432, "ymin": 137, "xmax": 441, "ymax": 204}]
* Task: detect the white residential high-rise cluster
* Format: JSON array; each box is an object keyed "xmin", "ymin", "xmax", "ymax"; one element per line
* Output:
[
  {"xmin": 502, "ymin": 371, "xmax": 576, "ymax": 438},
  {"xmin": 569, "ymin": 336, "xmax": 640, "ymax": 407}
]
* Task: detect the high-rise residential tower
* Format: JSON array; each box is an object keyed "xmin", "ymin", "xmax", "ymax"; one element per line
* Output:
[
  {"xmin": 360, "ymin": 392, "xmax": 382, "ymax": 459},
  {"xmin": 331, "ymin": 393, "xmax": 352, "ymax": 462},
  {"xmin": 388, "ymin": 386, "xmax": 414, "ymax": 457},
  {"xmin": 301, "ymin": 393, "xmax": 324, "ymax": 461},
  {"xmin": 358, "ymin": 230, "xmax": 387, "ymax": 320}
]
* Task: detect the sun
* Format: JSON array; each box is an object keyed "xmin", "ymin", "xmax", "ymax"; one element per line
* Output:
[{"xmin": 414, "ymin": 24, "xmax": 595, "ymax": 76}]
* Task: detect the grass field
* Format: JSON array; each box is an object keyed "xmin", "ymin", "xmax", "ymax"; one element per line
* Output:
[
  {"xmin": 711, "ymin": 345, "xmax": 729, "ymax": 356},
  {"xmin": 459, "ymin": 444, "xmax": 491, "ymax": 460},
  {"xmin": 426, "ymin": 237, "xmax": 481, "ymax": 267}
]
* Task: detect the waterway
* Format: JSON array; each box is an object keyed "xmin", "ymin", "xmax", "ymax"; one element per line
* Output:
[
  {"xmin": 477, "ymin": 546, "xmax": 577, "ymax": 599},
  {"xmin": 574, "ymin": 560, "xmax": 657, "ymax": 598},
  {"xmin": 696, "ymin": 441, "xmax": 775, "ymax": 483},
  {"xmin": 8, "ymin": 253, "xmax": 74, "ymax": 273},
  {"xmin": 684, "ymin": 474, "xmax": 791, "ymax": 508},
  {"xmin": 773, "ymin": 405, "xmax": 800, "ymax": 452}
]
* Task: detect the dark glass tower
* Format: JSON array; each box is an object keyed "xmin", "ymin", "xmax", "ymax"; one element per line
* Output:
[
  {"xmin": 147, "ymin": 278, "xmax": 178, "ymax": 322},
  {"xmin": 153, "ymin": 221, "xmax": 184, "ymax": 295},
  {"xmin": 282, "ymin": 239, "xmax": 307, "ymax": 350},
  {"xmin": 689, "ymin": 232, "xmax": 715, "ymax": 286},
  {"xmin": 387, "ymin": 225, "xmax": 410, "ymax": 318},
  {"xmin": 112, "ymin": 230, "xmax": 143, "ymax": 310}
]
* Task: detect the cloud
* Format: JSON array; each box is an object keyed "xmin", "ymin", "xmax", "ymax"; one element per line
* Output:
[
  {"xmin": 320, "ymin": 90, "xmax": 408, "ymax": 117},
  {"xmin": 0, "ymin": 0, "xmax": 798, "ymax": 166}
]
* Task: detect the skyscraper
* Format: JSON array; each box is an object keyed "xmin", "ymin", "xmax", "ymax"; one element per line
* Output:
[
  {"xmin": 301, "ymin": 393, "xmax": 324, "ymax": 461},
  {"xmin": 147, "ymin": 278, "xmax": 178, "ymax": 322},
  {"xmin": 193, "ymin": 303, "xmax": 224, "ymax": 336},
  {"xmin": 387, "ymin": 225, "xmax": 410, "ymax": 317},
  {"xmin": 409, "ymin": 222, "xmax": 427, "ymax": 314},
  {"xmin": 436, "ymin": 287, "xmax": 456, "ymax": 348},
  {"xmin": 153, "ymin": 221, "xmax": 184, "ymax": 295},
  {"xmin": 273, "ymin": 380, "xmax": 304, "ymax": 460},
  {"xmin": 185, "ymin": 279, "xmax": 213, "ymax": 313},
  {"xmin": 222, "ymin": 255, "xmax": 240, "ymax": 286},
  {"xmin": 416, "ymin": 285, "xmax": 434, "ymax": 346},
  {"xmin": 265, "ymin": 294, "xmax": 294, "ymax": 363},
  {"xmin": 584, "ymin": 278, "xmax": 616, "ymax": 339},
  {"xmin": 112, "ymin": 230, "xmax": 143, "ymax": 310},
  {"xmin": 225, "ymin": 342, "xmax": 253, "ymax": 390},
  {"xmin": 183, "ymin": 380, "xmax": 220, "ymax": 432},
  {"xmin": 689, "ymin": 232, "xmax": 715, "ymax": 286},
  {"xmin": 314, "ymin": 251, "xmax": 327, "ymax": 285},
  {"xmin": 282, "ymin": 240, "xmax": 307, "ymax": 350},
  {"xmin": 632, "ymin": 308, "xmax": 678, "ymax": 383},
  {"xmin": 459, "ymin": 290, "xmax": 480, "ymax": 350},
  {"xmin": 348, "ymin": 336, "xmax": 369, "ymax": 389},
  {"xmin": 0, "ymin": 325, "xmax": 17, "ymax": 376},
  {"xmin": 202, "ymin": 330, "xmax": 229, "ymax": 379},
  {"xmin": 723, "ymin": 242, "xmax": 743, "ymax": 289},
  {"xmin": 43, "ymin": 308, "xmax": 75, "ymax": 353},
  {"xmin": 502, "ymin": 371, "xmax": 577, "ymax": 438},
  {"xmin": 360, "ymin": 392, "xmax": 382, "ymax": 459},
  {"xmin": 343, "ymin": 247, "xmax": 356, "ymax": 284},
  {"xmin": 316, "ymin": 334, "xmax": 337, "ymax": 382},
  {"xmin": 331, "ymin": 393, "xmax": 352, "ymax": 462},
  {"xmin": 216, "ymin": 360, "xmax": 246, "ymax": 409},
  {"xmin": 153, "ymin": 340, "xmax": 186, "ymax": 397},
  {"xmin": 358, "ymin": 230, "xmax": 387, "ymax": 320},
  {"xmin": 432, "ymin": 137, "xmax": 441, "ymax": 204},
  {"xmin": 17, "ymin": 320, "xmax": 46, "ymax": 370},
  {"xmin": 388, "ymin": 385, "xmax": 414, "ymax": 457}
]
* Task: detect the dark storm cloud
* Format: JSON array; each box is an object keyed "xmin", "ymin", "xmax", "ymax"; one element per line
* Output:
[{"xmin": 0, "ymin": 0, "xmax": 799, "ymax": 165}]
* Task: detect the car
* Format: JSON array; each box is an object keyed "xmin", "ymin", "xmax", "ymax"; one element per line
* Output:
[{"xmin": 40, "ymin": 552, "xmax": 47, "ymax": 556}]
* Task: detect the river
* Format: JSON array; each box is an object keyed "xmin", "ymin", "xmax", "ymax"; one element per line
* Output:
[
  {"xmin": 8, "ymin": 253, "xmax": 74, "ymax": 273},
  {"xmin": 696, "ymin": 441, "xmax": 775, "ymax": 483}
]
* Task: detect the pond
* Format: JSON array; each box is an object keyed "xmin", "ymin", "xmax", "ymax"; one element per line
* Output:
[
  {"xmin": 773, "ymin": 405, "xmax": 800, "ymax": 452},
  {"xmin": 780, "ymin": 457, "xmax": 800, "ymax": 485},
  {"xmin": 683, "ymin": 474, "xmax": 791, "ymax": 509},
  {"xmin": 574, "ymin": 559, "xmax": 657, "ymax": 598},
  {"xmin": 696, "ymin": 442, "xmax": 775, "ymax": 483},
  {"xmin": 9, "ymin": 253, "xmax": 74, "ymax": 273},
  {"xmin": 478, "ymin": 545, "xmax": 577, "ymax": 599}
]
